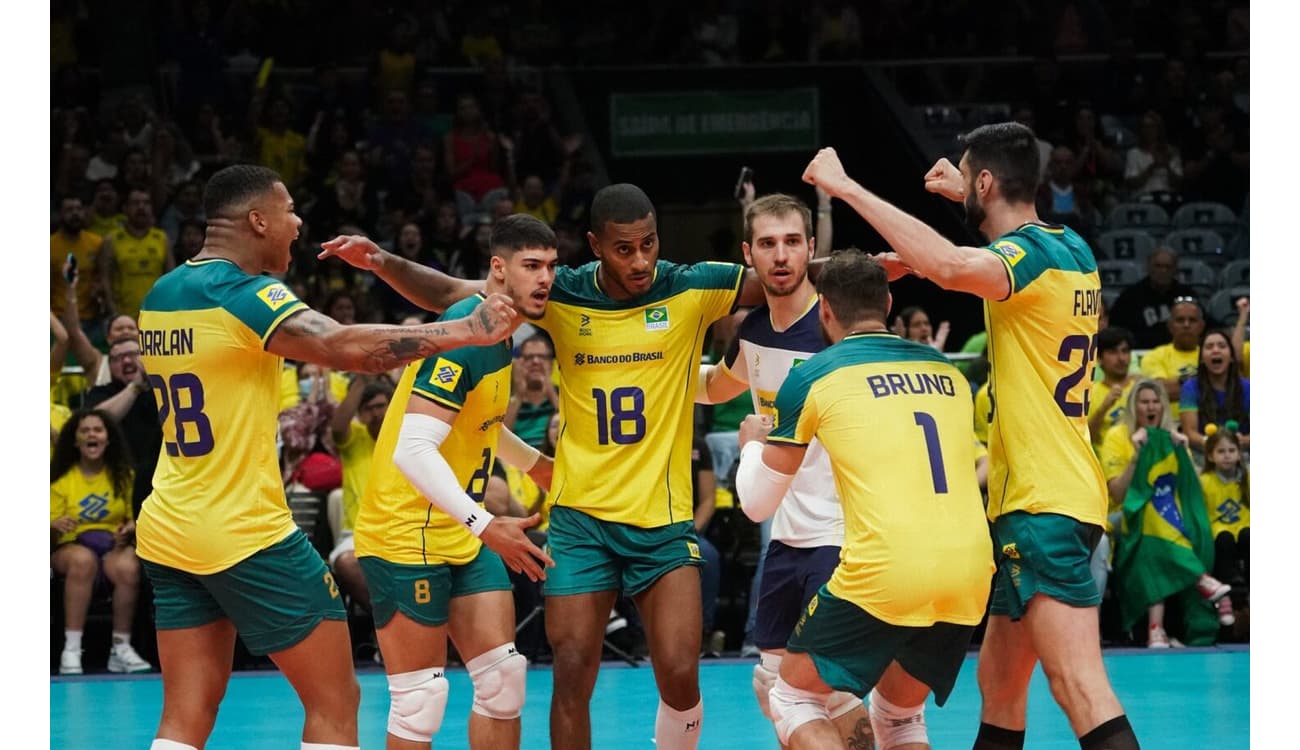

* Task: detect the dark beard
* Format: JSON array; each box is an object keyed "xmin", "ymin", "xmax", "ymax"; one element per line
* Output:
[
  {"xmin": 762, "ymin": 268, "xmax": 807, "ymax": 297},
  {"xmin": 963, "ymin": 192, "xmax": 987, "ymax": 238}
]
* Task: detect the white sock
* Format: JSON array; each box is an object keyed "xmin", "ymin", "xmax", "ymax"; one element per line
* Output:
[
  {"xmin": 654, "ymin": 698, "xmax": 703, "ymax": 750},
  {"xmin": 64, "ymin": 629, "xmax": 82, "ymax": 652},
  {"xmin": 150, "ymin": 741, "xmax": 199, "ymax": 750},
  {"xmin": 112, "ymin": 631, "xmax": 132, "ymax": 649}
]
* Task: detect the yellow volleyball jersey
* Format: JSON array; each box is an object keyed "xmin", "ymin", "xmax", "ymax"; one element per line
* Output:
[
  {"xmin": 336, "ymin": 421, "xmax": 377, "ymax": 534},
  {"xmin": 51, "ymin": 467, "xmax": 134, "ymax": 546},
  {"xmin": 135, "ymin": 258, "xmax": 306, "ymax": 574},
  {"xmin": 769, "ymin": 333, "xmax": 994, "ymax": 627},
  {"xmin": 355, "ymin": 294, "xmax": 512, "ymax": 566},
  {"xmin": 1200, "ymin": 470, "xmax": 1249, "ymax": 540},
  {"xmin": 1139, "ymin": 344, "xmax": 1200, "ymax": 384},
  {"xmin": 51, "ymin": 230, "xmax": 104, "ymax": 321},
  {"xmin": 109, "ymin": 226, "xmax": 170, "ymax": 319},
  {"xmin": 973, "ymin": 381, "xmax": 992, "ymax": 446},
  {"xmin": 983, "ymin": 223, "xmax": 1108, "ymax": 527},
  {"xmin": 1088, "ymin": 379, "xmax": 1135, "ymax": 450},
  {"xmin": 535, "ymin": 260, "xmax": 744, "ymax": 528}
]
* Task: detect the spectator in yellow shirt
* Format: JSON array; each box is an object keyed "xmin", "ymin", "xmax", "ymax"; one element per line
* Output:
[{"xmin": 1139, "ymin": 297, "xmax": 1203, "ymax": 400}]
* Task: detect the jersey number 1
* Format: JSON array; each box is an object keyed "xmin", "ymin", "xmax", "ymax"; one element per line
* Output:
[{"xmin": 913, "ymin": 411, "xmax": 949, "ymax": 494}]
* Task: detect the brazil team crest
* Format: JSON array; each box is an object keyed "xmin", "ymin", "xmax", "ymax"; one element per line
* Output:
[
  {"xmin": 430, "ymin": 357, "xmax": 464, "ymax": 392},
  {"xmin": 256, "ymin": 283, "xmax": 296, "ymax": 311},
  {"xmin": 644, "ymin": 306, "xmax": 669, "ymax": 331}
]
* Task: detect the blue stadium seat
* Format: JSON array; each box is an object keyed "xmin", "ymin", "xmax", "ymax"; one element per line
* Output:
[
  {"xmin": 1176, "ymin": 258, "xmax": 1217, "ymax": 297},
  {"xmin": 1219, "ymin": 260, "xmax": 1249, "ymax": 288},
  {"xmin": 1173, "ymin": 201, "xmax": 1240, "ymax": 243},
  {"xmin": 1166, "ymin": 228, "xmax": 1229, "ymax": 267},
  {"xmin": 1097, "ymin": 259, "xmax": 1143, "ymax": 289},
  {"xmin": 1207, "ymin": 286, "xmax": 1250, "ymax": 327},
  {"xmin": 1107, "ymin": 202, "xmax": 1170, "ymax": 235},
  {"xmin": 1095, "ymin": 229, "xmax": 1156, "ymax": 265}
]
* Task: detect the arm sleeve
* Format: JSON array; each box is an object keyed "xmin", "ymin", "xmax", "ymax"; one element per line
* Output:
[
  {"xmin": 393, "ymin": 413, "xmax": 496, "ymax": 536},
  {"xmin": 497, "ymin": 426, "xmax": 541, "ymax": 471},
  {"xmin": 735, "ymin": 440, "xmax": 795, "ymax": 523}
]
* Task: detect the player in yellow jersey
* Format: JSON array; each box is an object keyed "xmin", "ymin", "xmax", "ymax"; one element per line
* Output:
[
  {"xmin": 104, "ymin": 189, "xmax": 174, "ymax": 319},
  {"xmin": 135, "ymin": 164, "xmax": 516, "ymax": 750},
  {"xmin": 355, "ymin": 214, "xmax": 558, "ymax": 750},
  {"xmin": 320, "ymin": 183, "xmax": 759, "ymax": 750},
  {"xmin": 804, "ymin": 124, "xmax": 1139, "ymax": 749},
  {"xmin": 734, "ymin": 251, "xmax": 992, "ymax": 750}
]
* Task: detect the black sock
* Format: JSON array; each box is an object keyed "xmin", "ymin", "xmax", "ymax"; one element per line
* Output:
[
  {"xmin": 1079, "ymin": 715, "xmax": 1140, "ymax": 750},
  {"xmin": 972, "ymin": 722, "xmax": 1025, "ymax": 750}
]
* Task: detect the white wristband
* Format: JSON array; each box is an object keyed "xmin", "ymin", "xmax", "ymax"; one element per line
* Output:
[{"xmin": 394, "ymin": 413, "xmax": 497, "ymax": 537}]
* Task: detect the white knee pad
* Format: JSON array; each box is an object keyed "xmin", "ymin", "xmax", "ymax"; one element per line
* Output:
[
  {"xmin": 386, "ymin": 667, "xmax": 449, "ymax": 743},
  {"xmin": 868, "ymin": 688, "xmax": 927, "ymax": 749},
  {"xmin": 768, "ymin": 677, "xmax": 831, "ymax": 746},
  {"xmin": 752, "ymin": 652, "xmax": 781, "ymax": 720},
  {"xmin": 826, "ymin": 690, "xmax": 863, "ymax": 720},
  {"xmin": 467, "ymin": 642, "xmax": 528, "ymax": 720}
]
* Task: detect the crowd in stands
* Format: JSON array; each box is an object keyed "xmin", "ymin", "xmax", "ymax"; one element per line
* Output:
[{"xmin": 50, "ymin": 0, "xmax": 1248, "ymax": 672}]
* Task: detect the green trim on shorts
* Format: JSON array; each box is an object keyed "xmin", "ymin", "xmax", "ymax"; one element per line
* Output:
[
  {"xmin": 141, "ymin": 529, "xmax": 345, "ymax": 656},
  {"xmin": 542, "ymin": 505, "xmax": 703, "ymax": 597},
  {"xmin": 785, "ymin": 585, "xmax": 975, "ymax": 706},
  {"xmin": 989, "ymin": 510, "xmax": 1104, "ymax": 620},
  {"xmin": 359, "ymin": 546, "xmax": 512, "ymax": 628}
]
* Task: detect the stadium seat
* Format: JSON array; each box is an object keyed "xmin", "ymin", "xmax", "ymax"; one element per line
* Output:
[
  {"xmin": 1165, "ymin": 228, "xmax": 1230, "ymax": 267},
  {"xmin": 1097, "ymin": 259, "xmax": 1143, "ymax": 289},
  {"xmin": 1101, "ymin": 287, "xmax": 1121, "ymax": 315},
  {"xmin": 1220, "ymin": 260, "xmax": 1249, "ymax": 288},
  {"xmin": 1176, "ymin": 258, "xmax": 1217, "ymax": 297},
  {"xmin": 1207, "ymin": 286, "xmax": 1250, "ymax": 327},
  {"xmin": 1095, "ymin": 229, "xmax": 1156, "ymax": 265},
  {"xmin": 1107, "ymin": 202, "xmax": 1169, "ymax": 235},
  {"xmin": 1173, "ymin": 201, "xmax": 1240, "ymax": 243}
]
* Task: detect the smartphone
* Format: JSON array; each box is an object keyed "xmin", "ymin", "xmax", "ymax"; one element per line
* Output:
[
  {"xmin": 733, "ymin": 166, "xmax": 754, "ymax": 200},
  {"xmin": 64, "ymin": 253, "xmax": 78, "ymax": 284}
]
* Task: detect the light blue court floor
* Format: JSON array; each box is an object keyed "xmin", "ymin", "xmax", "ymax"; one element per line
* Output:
[{"xmin": 52, "ymin": 648, "xmax": 1248, "ymax": 749}]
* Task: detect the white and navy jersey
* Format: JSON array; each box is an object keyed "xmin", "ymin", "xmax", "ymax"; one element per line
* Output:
[{"xmin": 720, "ymin": 297, "xmax": 843, "ymax": 548}]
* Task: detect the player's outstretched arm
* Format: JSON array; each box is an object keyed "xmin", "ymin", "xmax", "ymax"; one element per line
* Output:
[
  {"xmin": 268, "ymin": 296, "xmax": 516, "ymax": 374},
  {"xmin": 734, "ymin": 415, "xmax": 804, "ymax": 522},
  {"xmin": 318, "ymin": 234, "xmax": 485, "ymax": 313},
  {"xmin": 803, "ymin": 148, "xmax": 1011, "ymax": 301}
]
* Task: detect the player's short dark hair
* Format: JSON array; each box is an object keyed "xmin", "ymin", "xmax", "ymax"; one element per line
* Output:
[
  {"xmin": 361, "ymin": 380, "xmax": 394, "ymax": 406},
  {"xmin": 958, "ymin": 122, "xmax": 1041, "ymax": 204},
  {"xmin": 1097, "ymin": 326, "xmax": 1135, "ymax": 353},
  {"xmin": 203, "ymin": 164, "xmax": 283, "ymax": 217},
  {"xmin": 744, "ymin": 194, "xmax": 812, "ymax": 244},
  {"xmin": 589, "ymin": 183, "xmax": 655, "ymax": 236},
  {"xmin": 815, "ymin": 249, "xmax": 889, "ymax": 325},
  {"xmin": 490, "ymin": 213, "xmax": 557, "ymax": 256}
]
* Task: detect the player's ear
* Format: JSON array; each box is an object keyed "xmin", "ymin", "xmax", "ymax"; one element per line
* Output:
[
  {"xmin": 806, "ymin": 235, "xmax": 815, "ymax": 258},
  {"xmin": 741, "ymin": 241, "xmax": 753, "ymax": 267},
  {"xmin": 586, "ymin": 230, "xmax": 602, "ymax": 258},
  {"xmin": 885, "ymin": 291, "xmax": 893, "ymax": 318},
  {"xmin": 246, "ymin": 207, "xmax": 265, "ymax": 236}
]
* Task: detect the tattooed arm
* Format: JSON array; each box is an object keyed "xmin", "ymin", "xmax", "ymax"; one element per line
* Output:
[
  {"xmin": 318, "ymin": 234, "xmax": 484, "ymax": 312},
  {"xmin": 268, "ymin": 295, "xmax": 517, "ymax": 374}
]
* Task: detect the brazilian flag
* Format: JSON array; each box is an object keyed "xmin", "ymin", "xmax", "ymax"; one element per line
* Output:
[{"xmin": 1112, "ymin": 428, "xmax": 1220, "ymax": 644}]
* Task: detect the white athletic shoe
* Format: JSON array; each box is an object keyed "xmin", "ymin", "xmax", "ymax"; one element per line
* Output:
[
  {"xmin": 108, "ymin": 644, "xmax": 153, "ymax": 673},
  {"xmin": 59, "ymin": 649, "xmax": 83, "ymax": 675}
]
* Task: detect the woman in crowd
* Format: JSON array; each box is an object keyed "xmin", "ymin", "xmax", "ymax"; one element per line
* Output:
[
  {"xmin": 895, "ymin": 305, "xmax": 949, "ymax": 351},
  {"xmin": 51, "ymin": 409, "xmax": 152, "ymax": 675},
  {"xmin": 1180, "ymin": 329, "xmax": 1250, "ymax": 452}
]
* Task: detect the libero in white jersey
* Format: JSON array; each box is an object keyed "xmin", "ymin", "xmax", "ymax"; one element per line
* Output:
[{"xmin": 696, "ymin": 193, "xmax": 869, "ymax": 749}]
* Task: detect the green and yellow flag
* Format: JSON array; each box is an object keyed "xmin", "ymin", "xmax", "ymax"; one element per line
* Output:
[{"xmin": 1112, "ymin": 428, "xmax": 1219, "ymax": 644}]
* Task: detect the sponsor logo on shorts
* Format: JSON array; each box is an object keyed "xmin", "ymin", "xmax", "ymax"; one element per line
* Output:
[
  {"xmin": 430, "ymin": 358, "xmax": 464, "ymax": 392},
  {"xmin": 256, "ymin": 283, "xmax": 296, "ymax": 311},
  {"xmin": 1001, "ymin": 542, "xmax": 1020, "ymax": 559},
  {"xmin": 572, "ymin": 351, "xmax": 665, "ymax": 366},
  {"xmin": 644, "ymin": 305, "xmax": 669, "ymax": 331},
  {"xmin": 687, "ymin": 541, "xmax": 701, "ymax": 560}
]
